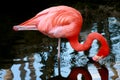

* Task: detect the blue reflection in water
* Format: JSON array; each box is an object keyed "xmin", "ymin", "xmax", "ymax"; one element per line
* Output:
[
  {"xmin": 11, "ymin": 64, "xmax": 21, "ymax": 80},
  {"xmin": 8, "ymin": 53, "xmax": 44, "ymax": 80},
  {"xmin": 24, "ymin": 63, "xmax": 31, "ymax": 80},
  {"xmin": 108, "ymin": 17, "xmax": 120, "ymax": 80},
  {"xmin": 54, "ymin": 42, "xmax": 72, "ymax": 77},
  {"xmin": 33, "ymin": 53, "xmax": 44, "ymax": 80}
]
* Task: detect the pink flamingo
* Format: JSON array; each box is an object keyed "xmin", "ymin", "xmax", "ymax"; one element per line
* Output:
[{"xmin": 13, "ymin": 5, "xmax": 110, "ymax": 76}]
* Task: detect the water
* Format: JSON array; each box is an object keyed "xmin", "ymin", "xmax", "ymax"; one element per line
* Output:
[{"xmin": 0, "ymin": 17, "xmax": 120, "ymax": 80}]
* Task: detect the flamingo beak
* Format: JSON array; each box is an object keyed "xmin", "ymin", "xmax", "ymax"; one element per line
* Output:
[
  {"xmin": 92, "ymin": 55, "xmax": 103, "ymax": 62},
  {"xmin": 13, "ymin": 25, "xmax": 38, "ymax": 31}
]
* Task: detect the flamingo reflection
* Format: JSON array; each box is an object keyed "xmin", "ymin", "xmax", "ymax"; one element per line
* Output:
[
  {"xmin": 68, "ymin": 67, "xmax": 92, "ymax": 80},
  {"xmin": 48, "ymin": 67, "xmax": 92, "ymax": 80},
  {"xmin": 93, "ymin": 62, "xmax": 108, "ymax": 80},
  {"xmin": 49, "ymin": 61, "xmax": 108, "ymax": 80}
]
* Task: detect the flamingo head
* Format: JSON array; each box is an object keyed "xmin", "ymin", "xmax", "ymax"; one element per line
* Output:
[
  {"xmin": 92, "ymin": 55, "xmax": 104, "ymax": 62},
  {"xmin": 87, "ymin": 55, "xmax": 104, "ymax": 62}
]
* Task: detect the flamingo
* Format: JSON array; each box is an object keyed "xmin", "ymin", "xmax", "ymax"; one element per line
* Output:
[{"xmin": 13, "ymin": 5, "xmax": 110, "ymax": 76}]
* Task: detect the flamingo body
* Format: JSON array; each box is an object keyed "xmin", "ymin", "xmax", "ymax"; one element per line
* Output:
[
  {"xmin": 13, "ymin": 5, "xmax": 110, "ymax": 61},
  {"xmin": 14, "ymin": 6, "xmax": 82, "ymax": 38}
]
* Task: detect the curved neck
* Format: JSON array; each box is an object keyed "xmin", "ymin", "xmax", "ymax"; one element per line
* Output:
[
  {"xmin": 68, "ymin": 34, "xmax": 94, "ymax": 51},
  {"xmin": 68, "ymin": 32, "xmax": 110, "ymax": 58}
]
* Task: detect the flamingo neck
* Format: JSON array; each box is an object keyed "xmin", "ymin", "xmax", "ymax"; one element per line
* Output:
[
  {"xmin": 68, "ymin": 32, "xmax": 110, "ymax": 59},
  {"xmin": 68, "ymin": 35, "xmax": 93, "ymax": 51}
]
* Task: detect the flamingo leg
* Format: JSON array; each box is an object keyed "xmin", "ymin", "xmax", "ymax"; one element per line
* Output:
[{"xmin": 57, "ymin": 38, "xmax": 61, "ymax": 76}]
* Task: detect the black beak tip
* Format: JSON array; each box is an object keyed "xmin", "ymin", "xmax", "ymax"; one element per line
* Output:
[{"xmin": 87, "ymin": 57, "xmax": 96, "ymax": 63}]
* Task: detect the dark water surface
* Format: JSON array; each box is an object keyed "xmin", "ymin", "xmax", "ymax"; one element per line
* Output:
[{"xmin": 0, "ymin": 17, "xmax": 120, "ymax": 80}]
